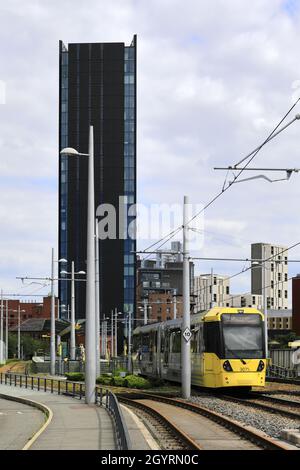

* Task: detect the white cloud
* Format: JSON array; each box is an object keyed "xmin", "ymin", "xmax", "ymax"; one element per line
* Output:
[{"xmin": 1, "ymin": 0, "xmax": 300, "ymax": 300}]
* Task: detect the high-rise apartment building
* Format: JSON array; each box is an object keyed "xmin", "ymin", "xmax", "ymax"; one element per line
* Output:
[
  {"xmin": 59, "ymin": 36, "xmax": 137, "ymax": 329},
  {"xmin": 194, "ymin": 274, "xmax": 230, "ymax": 312},
  {"xmin": 251, "ymin": 243, "xmax": 288, "ymax": 310}
]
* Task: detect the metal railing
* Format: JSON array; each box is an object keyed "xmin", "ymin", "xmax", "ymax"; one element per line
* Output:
[
  {"xmin": 105, "ymin": 390, "xmax": 131, "ymax": 450},
  {"xmin": 267, "ymin": 364, "xmax": 299, "ymax": 380},
  {"xmin": 0, "ymin": 372, "xmax": 130, "ymax": 450}
]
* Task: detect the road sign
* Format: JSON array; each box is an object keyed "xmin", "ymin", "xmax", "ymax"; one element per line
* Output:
[{"xmin": 183, "ymin": 327, "xmax": 192, "ymax": 343}]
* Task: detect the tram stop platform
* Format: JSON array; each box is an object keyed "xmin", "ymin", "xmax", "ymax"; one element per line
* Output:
[{"xmin": 0, "ymin": 384, "xmax": 116, "ymax": 450}]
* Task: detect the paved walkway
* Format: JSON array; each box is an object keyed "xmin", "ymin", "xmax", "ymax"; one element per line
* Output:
[
  {"xmin": 0, "ymin": 384, "xmax": 116, "ymax": 450},
  {"xmin": 0, "ymin": 397, "xmax": 44, "ymax": 450}
]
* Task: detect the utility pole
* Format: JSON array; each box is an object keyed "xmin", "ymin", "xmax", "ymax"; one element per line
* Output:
[
  {"xmin": 18, "ymin": 304, "xmax": 21, "ymax": 360},
  {"xmin": 70, "ymin": 261, "xmax": 76, "ymax": 361},
  {"xmin": 173, "ymin": 290, "xmax": 177, "ymax": 319},
  {"xmin": 114, "ymin": 308, "xmax": 118, "ymax": 358},
  {"xmin": 5, "ymin": 300, "xmax": 8, "ymax": 360},
  {"xmin": 50, "ymin": 248, "xmax": 56, "ymax": 375},
  {"xmin": 211, "ymin": 267, "xmax": 214, "ymax": 308},
  {"xmin": 143, "ymin": 298, "xmax": 148, "ymax": 325},
  {"xmin": 95, "ymin": 220, "xmax": 100, "ymax": 377},
  {"xmin": 111, "ymin": 310, "xmax": 114, "ymax": 357},
  {"xmin": 181, "ymin": 195, "xmax": 191, "ymax": 399},
  {"xmin": 0, "ymin": 290, "xmax": 3, "ymax": 364},
  {"xmin": 262, "ymin": 246, "xmax": 268, "ymax": 359},
  {"xmin": 128, "ymin": 311, "xmax": 132, "ymax": 373}
]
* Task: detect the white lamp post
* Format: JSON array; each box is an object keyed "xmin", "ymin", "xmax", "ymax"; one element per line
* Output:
[
  {"xmin": 61, "ymin": 264, "xmax": 85, "ymax": 360},
  {"xmin": 60, "ymin": 125, "xmax": 96, "ymax": 405}
]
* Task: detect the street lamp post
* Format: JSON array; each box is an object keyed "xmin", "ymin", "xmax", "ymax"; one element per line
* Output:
[
  {"xmin": 12, "ymin": 306, "xmax": 25, "ymax": 360},
  {"xmin": 50, "ymin": 248, "xmax": 56, "ymax": 375},
  {"xmin": 173, "ymin": 289, "xmax": 177, "ymax": 320},
  {"xmin": 60, "ymin": 125, "xmax": 96, "ymax": 405},
  {"xmin": 0, "ymin": 290, "xmax": 3, "ymax": 364},
  {"xmin": 95, "ymin": 220, "xmax": 100, "ymax": 377},
  {"xmin": 61, "ymin": 264, "xmax": 85, "ymax": 361},
  {"xmin": 127, "ymin": 310, "xmax": 132, "ymax": 373},
  {"xmin": 5, "ymin": 300, "xmax": 8, "ymax": 361},
  {"xmin": 114, "ymin": 308, "xmax": 118, "ymax": 358}
]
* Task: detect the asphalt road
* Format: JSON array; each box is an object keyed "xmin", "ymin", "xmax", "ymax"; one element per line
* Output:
[{"xmin": 0, "ymin": 398, "xmax": 45, "ymax": 450}]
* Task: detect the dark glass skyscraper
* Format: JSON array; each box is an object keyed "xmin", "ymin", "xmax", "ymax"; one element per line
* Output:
[{"xmin": 58, "ymin": 36, "xmax": 136, "ymax": 333}]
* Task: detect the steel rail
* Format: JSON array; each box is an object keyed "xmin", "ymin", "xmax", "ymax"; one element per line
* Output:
[
  {"xmin": 118, "ymin": 395, "xmax": 202, "ymax": 450},
  {"xmin": 117, "ymin": 392, "xmax": 295, "ymax": 450}
]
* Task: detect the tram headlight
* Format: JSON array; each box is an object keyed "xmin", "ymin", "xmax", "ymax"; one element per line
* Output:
[
  {"xmin": 223, "ymin": 360, "xmax": 233, "ymax": 372},
  {"xmin": 257, "ymin": 360, "xmax": 265, "ymax": 372}
]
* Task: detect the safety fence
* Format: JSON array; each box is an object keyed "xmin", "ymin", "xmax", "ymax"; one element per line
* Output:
[
  {"xmin": 0, "ymin": 372, "xmax": 131, "ymax": 450},
  {"xmin": 267, "ymin": 364, "xmax": 299, "ymax": 380}
]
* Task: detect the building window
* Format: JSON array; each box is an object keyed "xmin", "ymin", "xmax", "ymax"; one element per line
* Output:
[
  {"xmin": 278, "ymin": 290, "xmax": 281, "ymax": 298},
  {"xmin": 285, "ymin": 273, "xmax": 288, "ymax": 282},
  {"xmin": 226, "ymin": 286, "xmax": 229, "ymax": 295},
  {"xmin": 271, "ymin": 280, "xmax": 274, "ymax": 289},
  {"xmin": 278, "ymin": 273, "xmax": 281, "ymax": 281},
  {"xmin": 271, "ymin": 246, "xmax": 274, "ymax": 255},
  {"xmin": 284, "ymin": 290, "xmax": 288, "ymax": 299}
]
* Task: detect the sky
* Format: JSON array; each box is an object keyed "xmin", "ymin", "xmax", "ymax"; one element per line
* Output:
[{"xmin": 1, "ymin": 0, "xmax": 300, "ymax": 303}]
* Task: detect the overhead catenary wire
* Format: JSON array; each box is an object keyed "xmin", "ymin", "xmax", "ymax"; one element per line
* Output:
[
  {"xmin": 140, "ymin": 98, "xmax": 300, "ymax": 256},
  {"xmin": 192, "ymin": 241, "xmax": 300, "ymax": 298}
]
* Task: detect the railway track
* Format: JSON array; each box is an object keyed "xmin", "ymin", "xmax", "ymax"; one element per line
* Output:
[
  {"xmin": 120, "ymin": 396, "xmax": 201, "ymax": 450},
  {"xmin": 221, "ymin": 392, "xmax": 300, "ymax": 421},
  {"xmin": 117, "ymin": 392, "xmax": 294, "ymax": 450}
]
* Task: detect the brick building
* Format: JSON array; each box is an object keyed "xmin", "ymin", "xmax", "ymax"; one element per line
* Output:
[{"xmin": 3, "ymin": 296, "xmax": 59, "ymax": 329}]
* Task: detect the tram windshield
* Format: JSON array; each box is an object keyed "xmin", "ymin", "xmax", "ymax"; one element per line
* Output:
[{"xmin": 221, "ymin": 314, "xmax": 264, "ymax": 359}]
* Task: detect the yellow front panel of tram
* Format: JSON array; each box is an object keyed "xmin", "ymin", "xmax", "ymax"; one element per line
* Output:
[{"xmin": 198, "ymin": 353, "xmax": 266, "ymax": 388}]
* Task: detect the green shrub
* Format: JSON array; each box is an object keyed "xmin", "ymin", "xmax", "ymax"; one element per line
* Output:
[
  {"xmin": 113, "ymin": 368, "xmax": 129, "ymax": 377},
  {"xmin": 124, "ymin": 375, "xmax": 151, "ymax": 389},
  {"xmin": 111, "ymin": 376, "xmax": 126, "ymax": 387},
  {"xmin": 96, "ymin": 375, "xmax": 113, "ymax": 385},
  {"xmin": 65, "ymin": 372, "xmax": 84, "ymax": 381}
]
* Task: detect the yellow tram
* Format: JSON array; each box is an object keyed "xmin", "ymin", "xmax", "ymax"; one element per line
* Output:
[{"xmin": 132, "ymin": 307, "xmax": 266, "ymax": 390}]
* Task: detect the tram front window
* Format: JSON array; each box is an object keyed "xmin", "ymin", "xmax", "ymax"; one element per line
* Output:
[{"xmin": 222, "ymin": 314, "xmax": 264, "ymax": 359}]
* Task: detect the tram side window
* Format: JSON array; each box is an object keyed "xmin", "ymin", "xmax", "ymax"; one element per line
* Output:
[{"xmin": 204, "ymin": 322, "xmax": 222, "ymax": 357}]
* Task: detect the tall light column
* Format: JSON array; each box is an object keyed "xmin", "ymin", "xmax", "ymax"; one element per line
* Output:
[
  {"xmin": 85, "ymin": 125, "xmax": 96, "ymax": 404},
  {"xmin": 5, "ymin": 300, "xmax": 8, "ymax": 361},
  {"xmin": 0, "ymin": 290, "xmax": 3, "ymax": 364},
  {"xmin": 70, "ymin": 261, "xmax": 76, "ymax": 361},
  {"xmin": 173, "ymin": 289, "xmax": 177, "ymax": 320},
  {"xmin": 111, "ymin": 310, "xmax": 114, "ymax": 357},
  {"xmin": 181, "ymin": 195, "xmax": 191, "ymax": 399},
  {"xmin": 50, "ymin": 248, "xmax": 56, "ymax": 375},
  {"xmin": 95, "ymin": 220, "xmax": 100, "ymax": 376},
  {"xmin": 128, "ymin": 311, "xmax": 132, "ymax": 373},
  {"xmin": 262, "ymin": 246, "xmax": 268, "ymax": 359},
  {"xmin": 18, "ymin": 304, "xmax": 21, "ymax": 360},
  {"xmin": 143, "ymin": 298, "xmax": 148, "ymax": 325},
  {"xmin": 114, "ymin": 308, "xmax": 118, "ymax": 358}
]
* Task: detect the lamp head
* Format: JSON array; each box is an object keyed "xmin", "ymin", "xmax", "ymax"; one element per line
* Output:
[{"xmin": 60, "ymin": 147, "xmax": 79, "ymax": 156}]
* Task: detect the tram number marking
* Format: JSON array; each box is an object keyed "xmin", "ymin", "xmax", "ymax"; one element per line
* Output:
[{"xmin": 183, "ymin": 327, "xmax": 192, "ymax": 342}]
